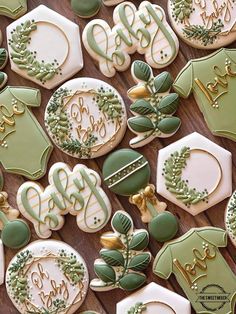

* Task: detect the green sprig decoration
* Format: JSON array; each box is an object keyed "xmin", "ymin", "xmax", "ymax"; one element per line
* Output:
[
  {"xmin": 172, "ymin": 0, "xmax": 193, "ymax": 22},
  {"xmin": 183, "ymin": 19, "xmax": 224, "ymax": 46},
  {"xmin": 128, "ymin": 61, "xmax": 181, "ymax": 148},
  {"xmin": 90, "ymin": 211, "xmax": 151, "ymax": 292},
  {"xmin": 128, "ymin": 302, "xmax": 146, "ymax": 314},
  {"xmin": 57, "ymin": 250, "xmax": 85, "ymax": 284},
  {"xmin": 9, "ymin": 20, "xmax": 61, "ymax": 83},
  {"xmin": 8, "ymin": 250, "xmax": 32, "ymax": 303},
  {"xmin": 96, "ymin": 88, "xmax": 123, "ymax": 120},
  {"xmin": 26, "ymin": 299, "xmax": 66, "ymax": 314},
  {"xmin": 163, "ymin": 147, "xmax": 208, "ymax": 207},
  {"xmin": 226, "ymin": 192, "xmax": 236, "ymax": 238},
  {"xmin": 61, "ymin": 135, "xmax": 98, "ymax": 158}
]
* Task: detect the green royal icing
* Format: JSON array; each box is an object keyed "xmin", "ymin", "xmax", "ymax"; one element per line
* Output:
[
  {"xmin": 0, "ymin": 86, "xmax": 52, "ymax": 179},
  {"xmin": 71, "ymin": 0, "xmax": 102, "ymax": 18},
  {"xmin": 128, "ymin": 302, "xmax": 146, "ymax": 314},
  {"xmin": 9, "ymin": 20, "xmax": 61, "ymax": 83},
  {"xmin": 171, "ymin": 0, "xmax": 193, "ymax": 22},
  {"xmin": 0, "ymin": 0, "xmax": 27, "ymax": 19},
  {"xmin": 225, "ymin": 191, "xmax": 236, "ymax": 241},
  {"xmin": 173, "ymin": 48, "xmax": 236, "ymax": 141},
  {"xmin": 153, "ymin": 227, "xmax": 236, "ymax": 314},
  {"xmin": 90, "ymin": 211, "xmax": 151, "ymax": 292},
  {"xmin": 163, "ymin": 146, "xmax": 209, "ymax": 206}
]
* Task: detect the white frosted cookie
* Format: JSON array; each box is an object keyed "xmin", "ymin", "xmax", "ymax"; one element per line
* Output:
[
  {"xmin": 0, "ymin": 240, "xmax": 4, "ymax": 286},
  {"xmin": 82, "ymin": 1, "xmax": 179, "ymax": 77},
  {"xmin": 156, "ymin": 132, "xmax": 232, "ymax": 216},
  {"xmin": 168, "ymin": 0, "xmax": 236, "ymax": 49},
  {"xmin": 116, "ymin": 282, "xmax": 191, "ymax": 314},
  {"xmin": 6, "ymin": 5, "xmax": 83, "ymax": 89},
  {"xmin": 45, "ymin": 77, "xmax": 127, "ymax": 158},
  {"xmin": 225, "ymin": 190, "xmax": 236, "ymax": 247},
  {"xmin": 6, "ymin": 240, "xmax": 88, "ymax": 314},
  {"xmin": 103, "ymin": 0, "xmax": 124, "ymax": 6},
  {"xmin": 17, "ymin": 162, "xmax": 112, "ymax": 238}
]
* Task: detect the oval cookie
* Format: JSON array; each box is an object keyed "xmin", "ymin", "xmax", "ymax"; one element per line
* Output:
[
  {"xmin": 45, "ymin": 78, "xmax": 127, "ymax": 159},
  {"xmin": 168, "ymin": 0, "xmax": 236, "ymax": 49},
  {"xmin": 6, "ymin": 240, "xmax": 88, "ymax": 314}
]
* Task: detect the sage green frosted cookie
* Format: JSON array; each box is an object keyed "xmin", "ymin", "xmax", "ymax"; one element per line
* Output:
[
  {"xmin": 0, "ymin": 0, "xmax": 27, "ymax": 19},
  {"xmin": 71, "ymin": 0, "xmax": 102, "ymax": 18}
]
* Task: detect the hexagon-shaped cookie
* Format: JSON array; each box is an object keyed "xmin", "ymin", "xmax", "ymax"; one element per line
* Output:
[
  {"xmin": 157, "ymin": 132, "xmax": 232, "ymax": 216},
  {"xmin": 116, "ymin": 282, "xmax": 191, "ymax": 314},
  {"xmin": 6, "ymin": 5, "xmax": 83, "ymax": 89}
]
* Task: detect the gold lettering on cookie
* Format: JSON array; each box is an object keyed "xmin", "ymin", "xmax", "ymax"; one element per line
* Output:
[
  {"xmin": 173, "ymin": 246, "xmax": 216, "ymax": 286},
  {"xmin": 31, "ymin": 263, "xmax": 49, "ymax": 289},
  {"xmin": 39, "ymin": 279, "xmax": 69, "ymax": 309},
  {"xmin": 0, "ymin": 103, "xmax": 25, "ymax": 133}
]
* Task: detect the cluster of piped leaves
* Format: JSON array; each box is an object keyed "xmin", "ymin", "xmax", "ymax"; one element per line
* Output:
[
  {"xmin": 61, "ymin": 135, "xmax": 98, "ymax": 158},
  {"xmin": 128, "ymin": 302, "xmax": 146, "ymax": 314},
  {"xmin": 163, "ymin": 147, "xmax": 208, "ymax": 206},
  {"xmin": 183, "ymin": 19, "xmax": 224, "ymax": 46},
  {"xmin": 9, "ymin": 20, "xmax": 60, "ymax": 83},
  {"xmin": 171, "ymin": 0, "xmax": 192, "ymax": 22},
  {"xmin": 128, "ymin": 61, "xmax": 181, "ymax": 147},
  {"xmin": 8, "ymin": 250, "xmax": 32, "ymax": 303},
  {"xmin": 91, "ymin": 211, "xmax": 151, "ymax": 292},
  {"xmin": 226, "ymin": 191, "xmax": 236, "ymax": 238},
  {"xmin": 58, "ymin": 250, "xmax": 85, "ymax": 284},
  {"xmin": 96, "ymin": 88, "xmax": 123, "ymax": 120},
  {"xmin": 26, "ymin": 299, "xmax": 66, "ymax": 314}
]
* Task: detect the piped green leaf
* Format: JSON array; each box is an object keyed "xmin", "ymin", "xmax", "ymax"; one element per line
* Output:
[
  {"xmin": 128, "ymin": 253, "xmax": 151, "ymax": 271},
  {"xmin": 119, "ymin": 273, "xmax": 146, "ymax": 291},
  {"xmin": 100, "ymin": 250, "xmax": 125, "ymax": 267},
  {"xmin": 158, "ymin": 93, "xmax": 180, "ymax": 114},
  {"xmin": 112, "ymin": 212, "xmax": 132, "ymax": 234},
  {"xmin": 132, "ymin": 61, "xmax": 152, "ymax": 82},
  {"xmin": 154, "ymin": 72, "xmax": 173, "ymax": 93},
  {"xmin": 94, "ymin": 264, "xmax": 116, "ymax": 283},
  {"xmin": 129, "ymin": 231, "xmax": 149, "ymax": 251},
  {"xmin": 130, "ymin": 99, "xmax": 155, "ymax": 115},
  {"xmin": 128, "ymin": 116, "xmax": 155, "ymax": 133},
  {"xmin": 157, "ymin": 117, "xmax": 181, "ymax": 134}
]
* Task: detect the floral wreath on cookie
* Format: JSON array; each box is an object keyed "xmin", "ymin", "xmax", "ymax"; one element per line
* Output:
[
  {"xmin": 45, "ymin": 86, "xmax": 124, "ymax": 158},
  {"xmin": 128, "ymin": 301, "xmax": 176, "ymax": 314}
]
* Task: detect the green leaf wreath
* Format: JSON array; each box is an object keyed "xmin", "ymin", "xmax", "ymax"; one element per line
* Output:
[
  {"xmin": 9, "ymin": 20, "xmax": 60, "ymax": 83},
  {"xmin": 90, "ymin": 211, "xmax": 151, "ymax": 292},
  {"xmin": 163, "ymin": 147, "xmax": 208, "ymax": 206},
  {"xmin": 171, "ymin": 0, "xmax": 193, "ymax": 22},
  {"xmin": 128, "ymin": 302, "xmax": 146, "ymax": 314},
  {"xmin": 127, "ymin": 61, "xmax": 181, "ymax": 148}
]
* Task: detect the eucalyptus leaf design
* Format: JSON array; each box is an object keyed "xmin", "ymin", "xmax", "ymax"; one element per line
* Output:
[
  {"xmin": 127, "ymin": 60, "xmax": 181, "ymax": 148},
  {"xmin": 90, "ymin": 211, "xmax": 150, "ymax": 292},
  {"xmin": 128, "ymin": 302, "xmax": 146, "ymax": 314},
  {"xmin": 163, "ymin": 146, "xmax": 209, "ymax": 206}
]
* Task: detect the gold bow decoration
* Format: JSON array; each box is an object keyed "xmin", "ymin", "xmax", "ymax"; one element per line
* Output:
[
  {"xmin": 129, "ymin": 184, "xmax": 167, "ymax": 223},
  {"xmin": 0, "ymin": 191, "xmax": 19, "ymax": 230}
]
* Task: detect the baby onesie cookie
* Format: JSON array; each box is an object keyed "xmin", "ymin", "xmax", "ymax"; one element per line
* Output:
[
  {"xmin": 0, "ymin": 0, "xmax": 27, "ymax": 19},
  {"xmin": 90, "ymin": 210, "xmax": 151, "ymax": 292},
  {"xmin": 157, "ymin": 132, "xmax": 232, "ymax": 216},
  {"xmin": 128, "ymin": 60, "xmax": 181, "ymax": 148},
  {"xmin": 83, "ymin": 1, "xmax": 179, "ymax": 77},
  {"xmin": 116, "ymin": 282, "xmax": 191, "ymax": 314},
  {"xmin": 17, "ymin": 162, "xmax": 112, "ymax": 238},
  {"xmin": 168, "ymin": 0, "xmax": 236, "ymax": 49},
  {"xmin": 153, "ymin": 227, "xmax": 236, "ymax": 314},
  {"xmin": 103, "ymin": 149, "xmax": 179, "ymax": 242},
  {"xmin": 71, "ymin": 0, "xmax": 102, "ymax": 18},
  {"xmin": 225, "ymin": 190, "xmax": 236, "ymax": 247},
  {"xmin": 6, "ymin": 240, "xmax": 89, "ymax": 314},
  {"xmin": 45, "ymin": 78, "xmax": 127, "ymax": 159},
  {"xmin": 7, "ymin": 5, "xmax": 83, "ymax": 89},
  {"xmin": 173, "ymin": 48, "xmax": 236, "ymax": 142},
  {"xmin": 0, "ymin": 86, "xmax": 52, "ymax": 179}
]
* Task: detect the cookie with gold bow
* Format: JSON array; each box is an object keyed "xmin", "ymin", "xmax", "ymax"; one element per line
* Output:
[{"xmin": 102, "ymin": 148, "xmax": 179, "ymax": 242}]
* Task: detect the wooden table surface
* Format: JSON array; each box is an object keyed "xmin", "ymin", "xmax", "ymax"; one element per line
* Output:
[{"xmin": 0, "ymin": 0, "xmax": 236, "ymax": 313}]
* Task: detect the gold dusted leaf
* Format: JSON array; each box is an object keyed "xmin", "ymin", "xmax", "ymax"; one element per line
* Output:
[
  {"xmin": 128, "ymin": 85, "xmax": 151, "ymax": 99},
  {"xmin": 100, "ymin": 232, "xmax": 124, "ymax": 249}
]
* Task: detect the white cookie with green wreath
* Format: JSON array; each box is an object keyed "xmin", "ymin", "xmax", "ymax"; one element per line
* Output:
[
  {"xmin": 6, "ymin": 240, "xmax": 89, "ymax": 314},
  {"xmin": 44, "ymin": 77, "xmax": 127, "ymax": 159},
  {"xmin": 168, "ymin": 0, "xmax": 236, "ymax": 49},
  {"xmin": 156, "ymin": 132, "xmax": 232, "ymax": 216},
  {"xmin": 225, "ymin": 190, "xmax": 236, "ymax": 247},
  {"xmin": 6, "ymin": 5, "xmax": 83, "ymax": 89},
  {"xmin": 127, "ymin": 60, "xmax": 181, "ymax": 148}
]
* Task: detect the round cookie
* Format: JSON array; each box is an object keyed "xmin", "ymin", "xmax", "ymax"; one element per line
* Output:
[
  {"xmin": 225, "ymin": 190, "xmax": 236, "ymax": 247},
  {"xmin": 6, "ymin": 240, "xmax": 89, "ymax": 314},
  {"xmin": 71, "ymin": 0, "xmax": 102, "ymax": 18},
  {"xmin": 45, "ymin": 78, "xmax": 127, "ymax": 159},
  {"xmin": 168, "ymin": 0, "xmax": 236, "ymax": 49}
]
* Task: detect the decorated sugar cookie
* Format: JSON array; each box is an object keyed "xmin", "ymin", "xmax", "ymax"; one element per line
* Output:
[
  {"xmin": 103, "ymin": 0, "xmax": 124, "ymax": 6},
  {"xmin": 90, "ymin": 211, "xmax": 151, "ymax": 292},
  {"xmin": 6, "ymin": 240, "xmax": 89, "ymax": 314},
  {"xmin": 0, "ymin": 30, "xmax": 8, "ymax": 89},
  {"xmin": 7, "ymin": 5, "xmax": 83, "ymax": 89},
  {"xmin": 153, "ymin": 227, "xmax": 236, "ymax": 314},
  {"xmin": 103, "ymin": 149, "xmax": 179, "ymax": 242},
  {"xmin": 128, "ymin": 60, "xmax": 181, "ymax": 148},
  {"xmin": 82, "ymin": 1, "xmax": 179, "ymax": 77},
  {"xmin": 157, "ymin": 132, "xmax": 232, "ymax": 216},
  {"xmin": 168, "ymin": 0, "xmax": 236, "ymax": 49},
  {"xmin": 173, "ymin": 48, "xmax": 236, "ymax": 142},
  {"xmin": 117, "ymin": 282, "xmax": 191, "ymax": 314},
  {"xmin": 0, "ymin": 86, "xmax": 52, "ymax": 179},
  {"xmin": 0, "ymin": 239, "xmax": 3, "ymax": 285},
  {"xmin": 17, "ymin": 162, "xmax": 112, "ymax": 238},
  {"xmin": 225, "ymin": 190, "xmax": 236, "ymax": 247},
  {"xmin": 71, "ymin": 0, "xmax": 102, "ymax": 18},
  {"xmin": 0, "ymin": 0, "xmax": 27, "ymax": 19},
  {"xmin": 45, "ymin": 78, "xmax": 127, "ymax": 159}
]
